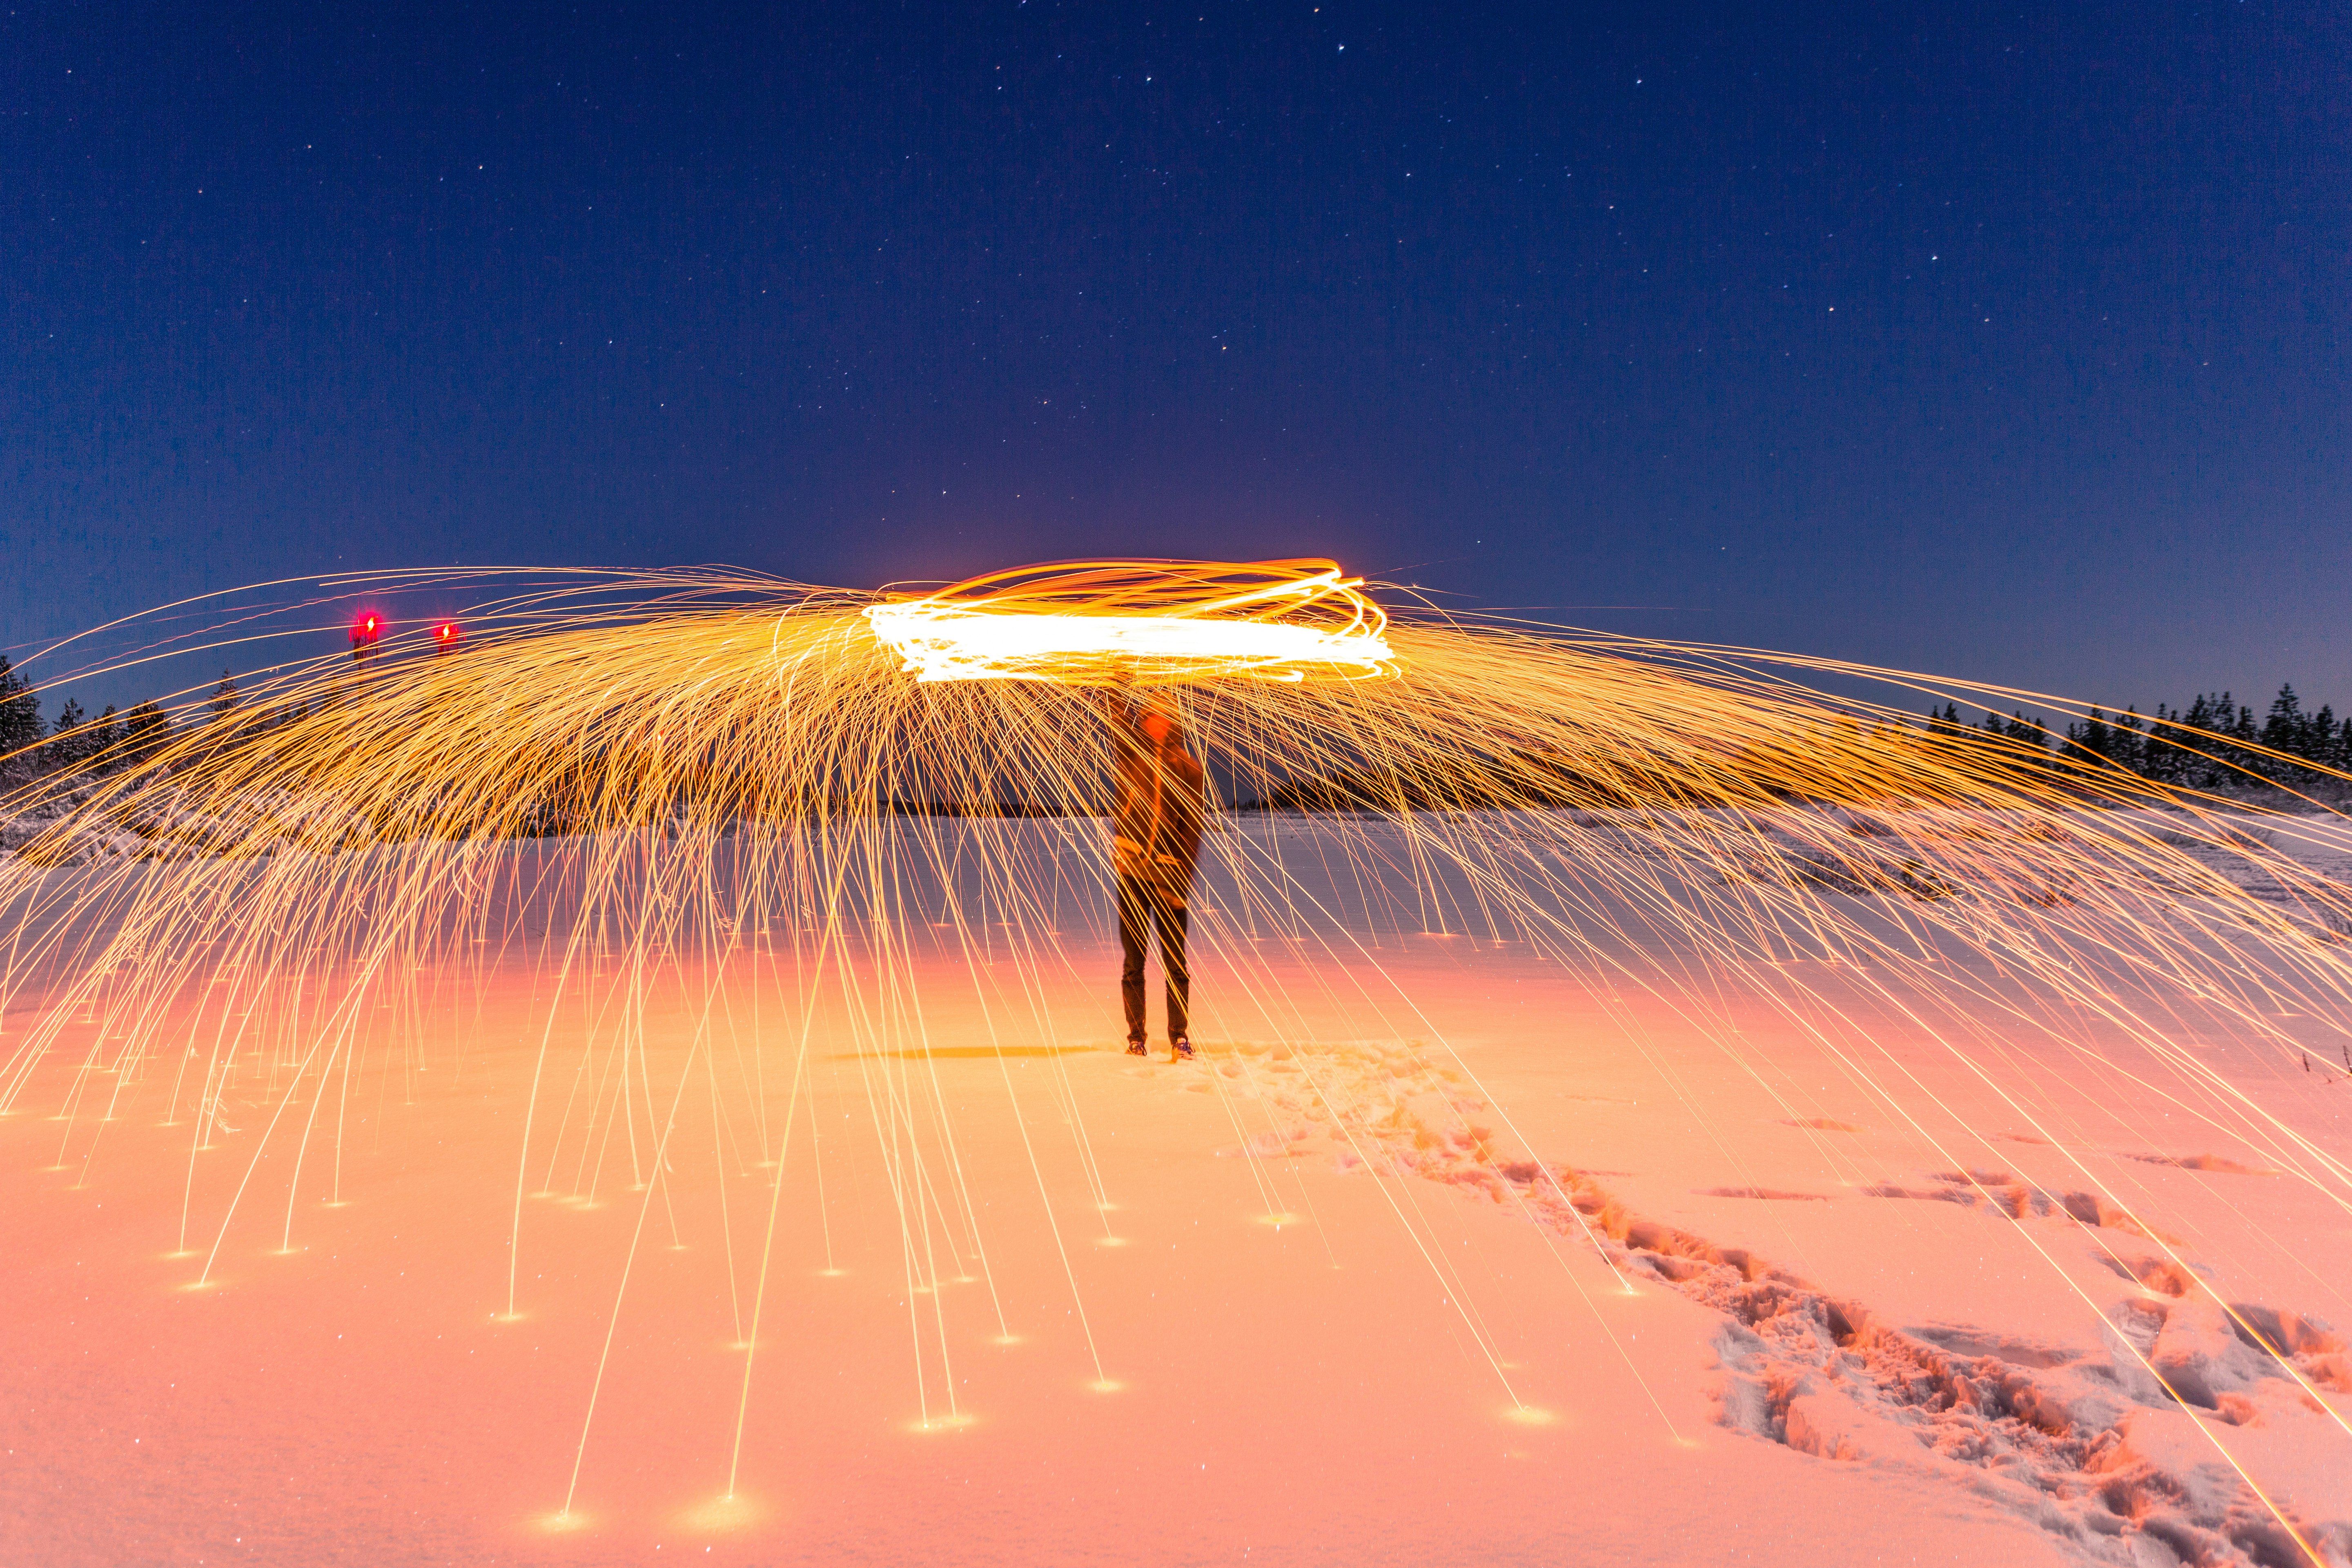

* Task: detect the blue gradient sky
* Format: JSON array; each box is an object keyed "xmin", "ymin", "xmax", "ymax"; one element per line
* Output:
[{"xmin": 6, "ymin": 3, "xmax": 2346, "ymax": 713}]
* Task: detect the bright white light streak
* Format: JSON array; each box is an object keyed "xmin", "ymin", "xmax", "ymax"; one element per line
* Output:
[{"xmin": 862, "ymin": 602, "xmax": 1395, "ymax": 684}]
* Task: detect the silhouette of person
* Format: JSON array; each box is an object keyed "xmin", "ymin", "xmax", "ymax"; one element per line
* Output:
[{"xmin": 1109, "ymin": 700, "xmax": 1205, "ymax": 1058}]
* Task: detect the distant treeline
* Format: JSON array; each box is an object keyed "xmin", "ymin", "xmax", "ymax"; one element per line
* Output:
[
  {"xmin": 0, "ymin": 657, "xmax": 180, "ymax": 775},
  {"xmin": 1929, "ymin": 684, "xmax": 2348, "ymax": 793},
  {"xmin": 7, "ymin": 649, "xmax": 2343, "ymax": 808}
]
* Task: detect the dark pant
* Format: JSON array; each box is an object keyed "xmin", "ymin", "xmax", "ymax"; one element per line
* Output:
[{"xmin": 1117, "ymin": 871, "xmax": 1189, "ymax": 1043}]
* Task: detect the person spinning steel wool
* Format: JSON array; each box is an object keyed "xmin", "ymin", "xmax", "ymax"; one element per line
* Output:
[{"xmin": 1108, "ymin": 698, "xmax": 1206, "ymax": 1060}]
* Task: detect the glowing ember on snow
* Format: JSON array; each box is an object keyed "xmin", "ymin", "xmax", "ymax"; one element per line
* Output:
[{"xmin": 861, "ymin": 557, "xmax": 1397, "ymax": 684}]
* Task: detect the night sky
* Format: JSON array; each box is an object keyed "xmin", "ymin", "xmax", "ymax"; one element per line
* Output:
[{"xmin": 7, "ymin": 3, "xmax": 2346, "ymax": 712}]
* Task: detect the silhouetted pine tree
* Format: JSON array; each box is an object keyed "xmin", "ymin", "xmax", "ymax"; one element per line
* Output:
[
  {"xmin": 47, "ymin": 697, "xmax": 87, "ymax": 769},
  {"xmin": 2263, "ymin": 685, "xmax": 2303, "ymax": 754},
  {"xmin": 1924, "ymin": 703, "xmax": 1969, "ymax": 741},
  {"xmin": 2114, "ymin": 707, "xmax": 2147, "ymax": 773},
  {"xmin": 2143, "ymin": 704, "xmax": 2170, "ymax": 775},
  {"xmin": 2178, "ymin": 695, "xmax": 2225, "ymax": 787},
  {"xmin": 2066, "ymin": 708, "xmax": 2118, "ymax": 766},
  {"xmin": 1977, "ymin": 710, "xmax": 2052, "ymax": 769},
  {"xmin": 2228, "ymin": 697, "xmax": 2259, "ymax": 782},
  {"xmin": 89, "ymin": 704, "xmax": 121, "ymax": 768},
  {"xmin": 0, "ymin": 657, "xmax": 41, "ymax": 762},
  {"xmin": 122, "ymin": 701, "xmax": 172, "ymax": 768}
]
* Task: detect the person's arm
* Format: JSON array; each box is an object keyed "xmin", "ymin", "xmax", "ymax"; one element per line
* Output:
[
  {"xmin": 1091, "ymin": 668, "xmax": 1134, "ymax": 709},
  {"xmin": 1094, "ymin": 684, "xmax": 1136, "ymax": 824},
  {"xmin": 1108, "ymin": 750, "xmax": 1149, "ymax": 875},
  {"xmin": 1168, "ymin": 749, "xmax": 1208, "ymax": 870}
]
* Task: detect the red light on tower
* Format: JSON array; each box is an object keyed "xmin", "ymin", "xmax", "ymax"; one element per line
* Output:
[
  {"xmin": 351, "ymin": 611, "xmax": 383, "ymax": 660},
  {"xmin": 434, "ymin": 621, "xmax": 463, "ymax": 651}
]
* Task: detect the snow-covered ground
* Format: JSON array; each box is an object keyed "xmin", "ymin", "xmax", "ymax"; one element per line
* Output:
[{"xmin": 2, "ymin": 811, "xmax": 2348, "ymax": 1566}]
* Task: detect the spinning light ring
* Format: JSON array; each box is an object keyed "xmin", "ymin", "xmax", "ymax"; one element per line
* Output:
[{"xmin": 862, "ymin": 558, "xmax": 1397, "ymax": 684}]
